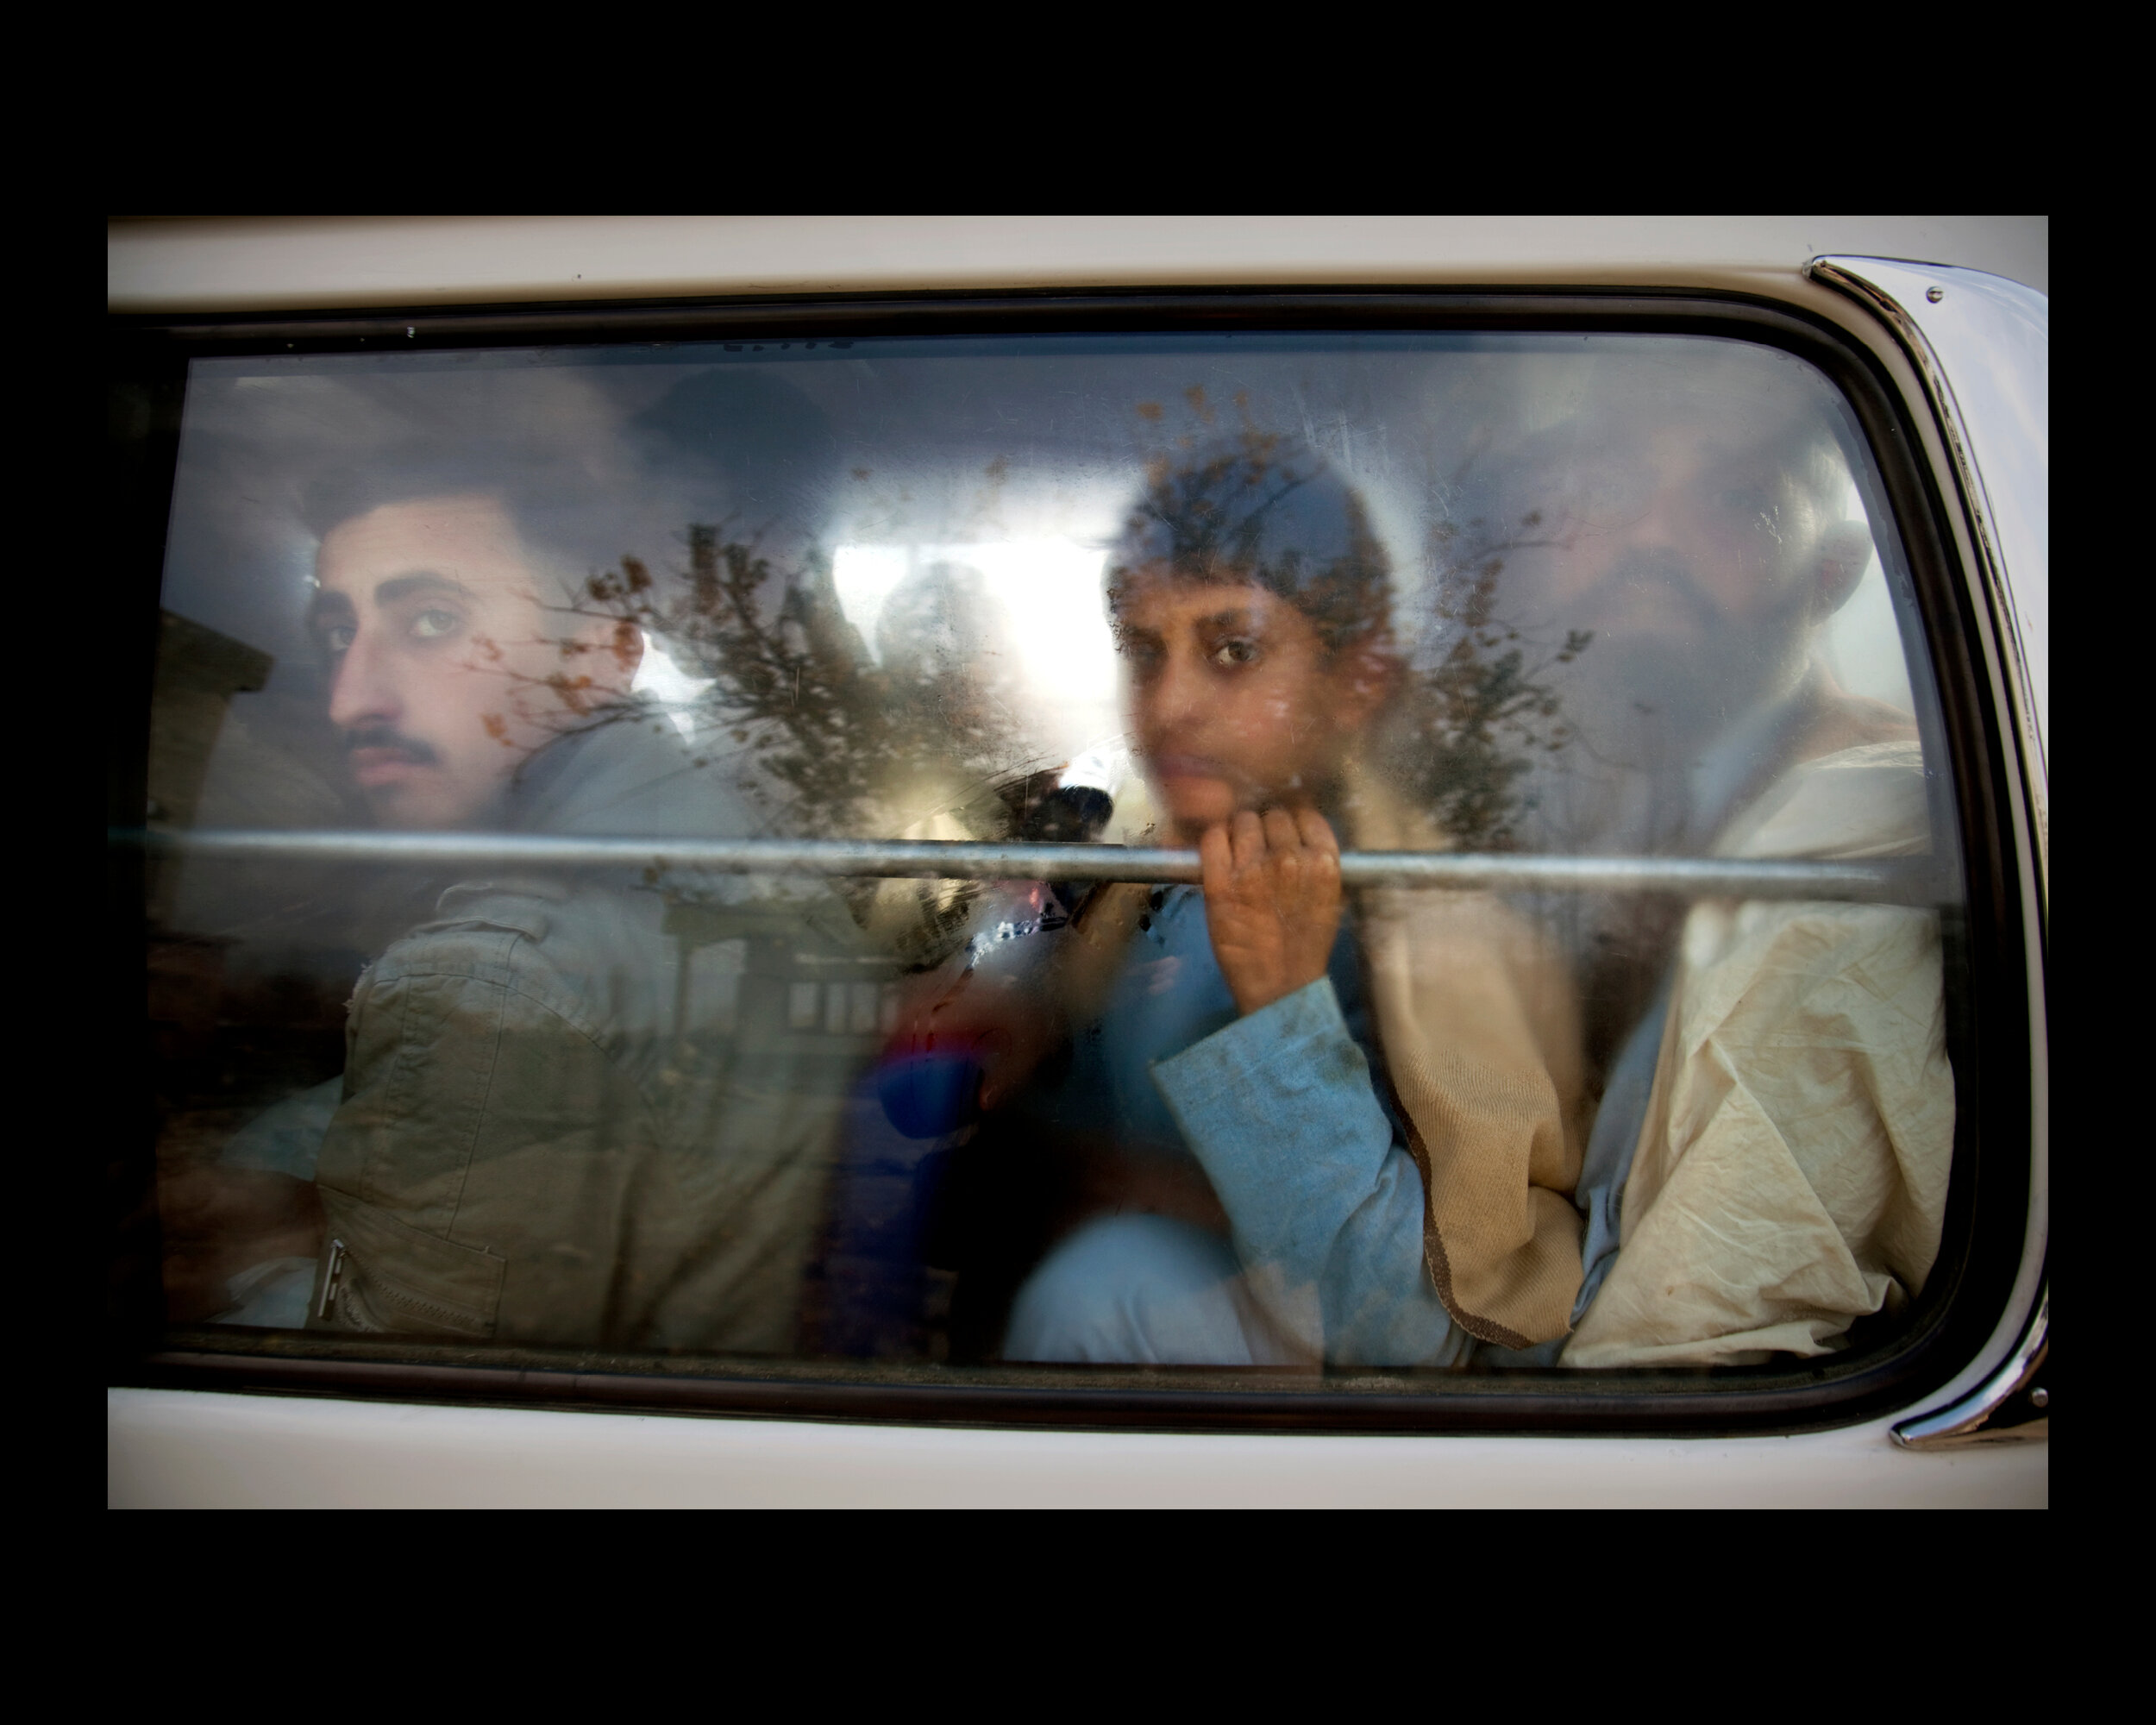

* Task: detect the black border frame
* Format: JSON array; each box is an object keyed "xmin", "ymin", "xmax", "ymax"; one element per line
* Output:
[{"xmin": 106, "ymin": 285, "xmax": 2035, "ymax": 1435}]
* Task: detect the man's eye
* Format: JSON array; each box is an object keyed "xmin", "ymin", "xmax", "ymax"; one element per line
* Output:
[
  {"xmin": 1210, "ymin": 637, "xmax": 1259, "ymax": 668},
  {"xmin": 322, "ymin": 624, "xmax": 356, "ymax": 655},
  {"xmin": 411, "ymin": 610, "xmax": 461, "ymax": 640}
]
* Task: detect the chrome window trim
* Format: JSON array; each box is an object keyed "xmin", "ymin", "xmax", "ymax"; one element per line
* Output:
[
  {"xmin": 1808, "ymin": 258, "xmax": 2048, "ymax": 1452},
  {"xmin": 1891, "ymin": 1283, "xmax": 2047, "ymax": 1449},
  {"xmin": 1807, "ymin": 259, "xmax": 2047, "ymax": 888}
]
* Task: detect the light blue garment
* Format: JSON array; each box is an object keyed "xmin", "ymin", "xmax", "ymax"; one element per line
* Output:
[
  {"xmin": 219, "ymin": 1077, "xmax": 341, "ymax": 1181},
  {"xmin": 1570, "ymin": 975, "xmax": 1672, "ymax": 1326},
  {"xmin": 1006, "ymin": 1214, "xmax": 1307, "ymax": 1364},
  {"xmin": 212, "ymin": 1256, "xmax": 318, "ymax": 1329},
  {"xmin": 206, "ymin": 1078, "xmax": 342, "ymax": 1328},
  {"xmin": 1004, "ymin": 888, "xmax": 1469, "ymax": 1368}
]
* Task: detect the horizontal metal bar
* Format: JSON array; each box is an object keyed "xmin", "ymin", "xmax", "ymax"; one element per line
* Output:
[{"xmin": 116, "ymin": 827, "xmax": 1944, "ymax": 903}]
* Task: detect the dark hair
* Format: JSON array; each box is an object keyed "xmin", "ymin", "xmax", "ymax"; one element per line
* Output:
[
  {"xmin": 1105, "ymin": 432, "xmax": 1394, "ymax": 654},
  {"xmin": 299, "ymin": 439, "xmax": 618, "ymax": 599}
]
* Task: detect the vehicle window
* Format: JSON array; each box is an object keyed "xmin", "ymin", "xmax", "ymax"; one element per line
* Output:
[{"xmin": 135, "ymin": 329, "xmax": 1966, "ymax": 1392}]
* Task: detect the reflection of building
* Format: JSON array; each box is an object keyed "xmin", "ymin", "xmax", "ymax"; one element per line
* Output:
[
  {"xmin": 146, "ymin": 612, "xmax": 270, "ymax": 925},
  {"xmin": 784, "ymin": 961, "xmax": 903, "ymax": 1038},
  {"xmin": 155, "ymin": 607, "xmax": 417, "ymax": 1050},
  {"xmin": 146, "ymin": 612, "xmax": 271, "ymax": 1061},
  {"xmin": 661, "ymin": 905, "xmax": 899, "ymax": 1047}
]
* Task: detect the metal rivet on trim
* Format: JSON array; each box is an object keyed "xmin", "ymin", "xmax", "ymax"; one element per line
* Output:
[
  {"xmin": 2029, "ymin": 1387, "xmax": 2049, "ymax": 1408},
  {"xmin": 1926, "ymin": 286, "xmax": 1946, "ymax": 303}
]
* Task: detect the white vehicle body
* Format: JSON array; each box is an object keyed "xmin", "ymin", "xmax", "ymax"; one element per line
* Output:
[{"xmin": 108, "ymin": 216, "xmax": 2046, "ymax": 1508}]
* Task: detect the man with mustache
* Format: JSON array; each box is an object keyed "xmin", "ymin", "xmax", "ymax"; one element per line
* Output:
[
  {"xmin": 1477, "ymin": 354, "xmax": 1958, "ymax": 1367},
  {"xmin": 288, "ymin": 447, "xmax": 876, "ymax": 1351},
  {"xmin": 312, "ymin": 486, "xmax": 641, "ymax": 831}
]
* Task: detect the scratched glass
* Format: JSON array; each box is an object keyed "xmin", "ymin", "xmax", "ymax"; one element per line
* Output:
[{"xmin": 146, "ymin": 333, "xmax": 1962, "ymax": 1376}]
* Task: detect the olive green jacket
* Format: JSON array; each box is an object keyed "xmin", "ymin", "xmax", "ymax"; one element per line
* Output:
[{"xmin": 309, "ymin": 710, "xmax": 887, "ymax": 1353}]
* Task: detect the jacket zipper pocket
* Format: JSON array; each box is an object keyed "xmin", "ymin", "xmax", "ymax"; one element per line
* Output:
[{"xmin": 316, "ymin": 1238, "xmax": 348, "ymax": 1320}]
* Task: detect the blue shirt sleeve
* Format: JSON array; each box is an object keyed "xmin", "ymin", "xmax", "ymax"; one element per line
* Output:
[{"xmin": 1150, "ymin": 977, "xmax": 1469, "ymax": 1367}]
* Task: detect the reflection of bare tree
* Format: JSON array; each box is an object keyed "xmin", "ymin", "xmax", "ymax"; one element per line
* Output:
[
  {"xmin": 580, "ymin": 525, "xmax": 1039, "ymax": 835},
  {"xmin": 555, "ymin": 417, "xmax": 1598, "ymax": 864},
  {"xmin": 1389, "ymin": 518, "xmax": 1593, "ymax": 851},
  {"xmin": 572, "ymin": 523, "xmax": 1052, "ymax": 966}
]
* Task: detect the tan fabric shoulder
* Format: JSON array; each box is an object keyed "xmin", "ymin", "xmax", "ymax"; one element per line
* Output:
[
  {"xmin": 1358, "ymin": 888, "xmax": 1587, "ymax": 1346},
  {"xmin": 1714, "ymin": 738, "xmax": 1931, "ymax": 863},
  {"xmin": 1561, "ymin": 896, "xmax": 1951, "ymax": 1367},
  {"xmin": 1342, "ymin": 762, "xmax": 1588, "ymax": 1347},
  {"xmin": 1791, "ymin": 682, "xmax": 1920, "ymax": 760},
  {"xmin": 1563, "ymin": 736, "xmax": 1953, "ymax": 1369}
]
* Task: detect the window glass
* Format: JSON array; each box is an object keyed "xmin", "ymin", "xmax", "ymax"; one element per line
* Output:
[{"xmin": 144, "ymin": 331, "xmax": 1960, "ymax": 1379}]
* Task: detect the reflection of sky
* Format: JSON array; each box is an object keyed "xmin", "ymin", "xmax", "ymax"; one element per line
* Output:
[
  {"xmin": 1820, "ymin": 555, "xmax": 1913, "ymax": 712},
  {"xmin": 832, "ymin": 539, "xmax": 1127, "ymax": 765},
  {"xmin": 1819, "ymin": 483, "xmax": 1915, "ymax": 713},
  {"xmin": 630, "ymin": 631, "xmax": 712, "ymax": 739}
]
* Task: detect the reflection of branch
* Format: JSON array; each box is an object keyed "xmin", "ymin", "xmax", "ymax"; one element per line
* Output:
[
  {"xmin": 561, "ymin": 524, "xmax": 1035, "ymax": 855},
  {"xmin": 1397, "ymin": 515, "xmax": 1595, "ymax": 850},
  {"xmin": 425, "ymin": 612, "xmax": 649, "ymax": 746}
]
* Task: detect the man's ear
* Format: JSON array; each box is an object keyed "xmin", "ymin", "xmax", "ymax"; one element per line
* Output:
[{"xmin": 1812, "ymin": 521, "xmax": 1874, "ymax": 619}]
